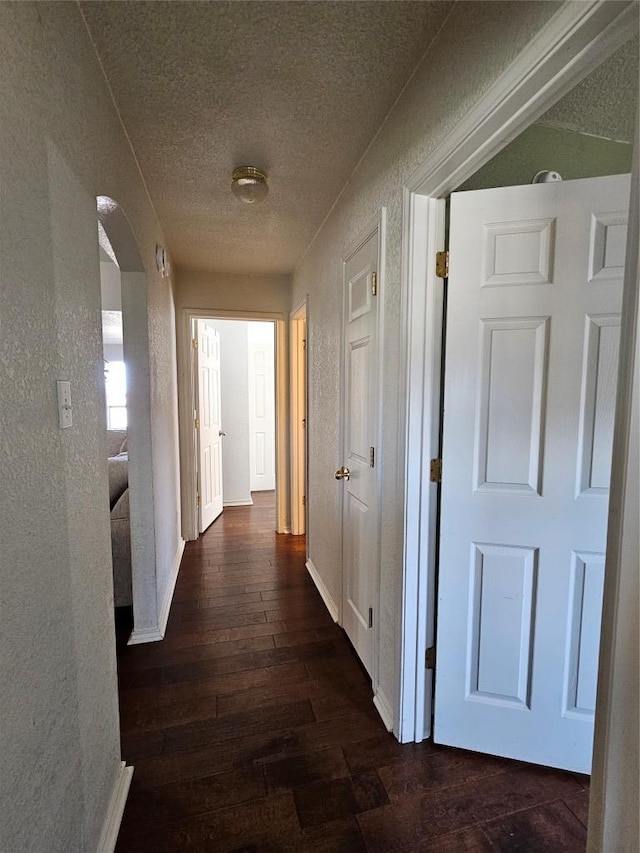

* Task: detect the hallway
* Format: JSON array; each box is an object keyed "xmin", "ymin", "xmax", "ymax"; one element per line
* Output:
[{"xmin": 115, "ymin": 494, "xmax": 590, "ymax": 851}]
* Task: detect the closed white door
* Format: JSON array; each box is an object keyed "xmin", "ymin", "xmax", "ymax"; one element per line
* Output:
[
  {"xmin": 196, "ymin": 320, "xmax": 223, "ymax": 531},
  {"xmin": 248, "ymin": 322, "xmax": 275, "ymax": 491},
  {"xmin": 434, "ymin": 174, "xmax": 630, "ymax": 773},
  {"xmin": 340, "ymin": 229, "xmax": 379, "ymax": 676}
]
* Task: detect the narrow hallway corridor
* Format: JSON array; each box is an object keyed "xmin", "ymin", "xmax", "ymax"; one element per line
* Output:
[{"xmin": 115, "ymin": 494, "xmax": 589, "ymax": 851}]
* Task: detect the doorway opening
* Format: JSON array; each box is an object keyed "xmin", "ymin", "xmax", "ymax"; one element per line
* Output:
[
  {"xmin": 97, "ymin": 197, "xmax": 163, "ymax": 645},
  {"xmin": 179, "ymin": 310, "xmax": 288, "ymax": 542},
  {"xmin": 194, "ymin": 317, "xmax": 277, "ymax": 533},
  {"xmin": 400, "ymin": 2, "xmax": 636, "ymax": 748}
]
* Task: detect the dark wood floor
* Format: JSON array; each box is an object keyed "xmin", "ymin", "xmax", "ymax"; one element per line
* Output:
[{"xmin": 115, "ymin": 492, "xmax": 590, "ymax": 852}]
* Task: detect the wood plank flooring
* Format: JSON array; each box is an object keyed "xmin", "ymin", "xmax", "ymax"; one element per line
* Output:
[{"xmin": 115, "ymin": 492, "xmax": 590, "ymax": 852}]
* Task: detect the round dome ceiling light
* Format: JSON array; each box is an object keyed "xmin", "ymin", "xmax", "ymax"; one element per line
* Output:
[{"xmin": 231, "ymin": 166, "xmax": 269, "ymax": 204}]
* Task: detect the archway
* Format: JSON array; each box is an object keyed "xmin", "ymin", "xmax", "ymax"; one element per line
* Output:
[{"xmin": 97, "ymin": 196, "xmax": 160, "ymax": 643}]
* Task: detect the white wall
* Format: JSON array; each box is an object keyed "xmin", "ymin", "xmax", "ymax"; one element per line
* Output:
[
  {"xmin": 291, "ymin": 0, "xmax": 563, "ymax": 726},
  {"xmin": 100, "ymin": 258, "xmax": 122, "ymax": 311},
  {"xmin": 207, "ymin": 320, "xmax": 252, "ymax": 505},
  {"xmin": 0, "ymin": 4, "xmax": 180, "ymax": 850}
]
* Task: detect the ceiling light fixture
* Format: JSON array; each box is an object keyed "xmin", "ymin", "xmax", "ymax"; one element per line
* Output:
[{"xmin": 231, "ymin": 166, "xmax": 269, "ymax": 204}]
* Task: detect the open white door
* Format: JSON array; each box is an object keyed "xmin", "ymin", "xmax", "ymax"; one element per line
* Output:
[
  {"xmin": 434, "ymin": 174, "xmax": 630, "ymax": 773},
  {"xmin": 196, "ymin": 319, "xmax": 223, "ymax": 532},
  {"xmin": 248, "ymin": 322, "xmax": 275, "ymax": 492},
  {"xmin": 339, "ymin": 229, "xmax": 379, "ymax": 676}
]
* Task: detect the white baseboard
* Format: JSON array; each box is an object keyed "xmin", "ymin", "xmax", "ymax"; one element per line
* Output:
[
  {"xmin": 223, "ymin": 498, "xmax": 254, "ymax": 507},
  {"xmin": 306, "ymin": 558, "xmax": 339, "ymax": 622},
  {"xmin": 373, "ymin": 690, "xmax": 394, "ymax": 733},
  {"xmin": 97, "ymin": 761, "xmax": 133, "ymax": 853},
  {"xmin": 128, "ymin": 539, "xmax": 184, "ymax": 645}
]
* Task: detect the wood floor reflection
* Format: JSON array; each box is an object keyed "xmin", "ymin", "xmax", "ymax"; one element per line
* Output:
[{"xmin": 115, "ymin": 492, "xmax": 589, "ymax": 852}]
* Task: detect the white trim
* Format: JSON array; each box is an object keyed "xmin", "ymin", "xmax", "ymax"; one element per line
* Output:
[
  {"xmin": 128, "ymin": 539, "xmax": 184, "ymax": 645},
  {"xmin": 128, "ymin": 625, "xmax": 164, "ymax": 645},
  {"xmin": 274, "ymin": 318, "xmax": 289, "ymax": 534},
  {"xmin": 96, "ymin": 761, "xmax": 133, "ymax": 853},
  {"xmin": 178, "ymin": 309, "xmax": 289, "ymax": 541},
  {"xmin": 400, "ymin": 0, "xmax": 638, "ymax": 744},
  {"xmin": 306, "ymin": 558, "xmax": 339, "ymax": 622},
  {"xmin": 373, "ymin": 690, "xmax": 394, "ymax": 733},
  {"xmin": 398, "ymin": 195, "xmax": 444, "ymax": 743},
  {"xmin": 588, "ymin": 130, "xmax": 639, "ymax": 853},
  {"xmin": 290, "ymin": 299, "xmax": 308, "ymax": 537},
  {"xmin": 223, "ymin": 498, "xmax": 254, "ymax": 507}
]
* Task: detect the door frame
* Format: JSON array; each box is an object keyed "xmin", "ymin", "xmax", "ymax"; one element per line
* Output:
[
  {"xmin": 340, "ymin": 210, "xmax": 389, "ymax": 725},
  {"xmin": 178, "ymin": 308, "xmax": 288, "ymax": 540},
  {"xmin": 399, "ymin": 0, "xmax": 638, "ymax": 743},
  {"xmin": 290, "ymin": 297, "xmax": 308, "ymax": 538}
]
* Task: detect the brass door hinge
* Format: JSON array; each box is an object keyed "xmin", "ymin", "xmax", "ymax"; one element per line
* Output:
[
  {"xmin": 369, "ymin": 446, "xmax": 375, "ymax": 468},
  {"xmin": 371, "ymin": 271, "xmax": 377, "ymax": 296},
  {"xmin": 196, "ymin": 494, "xmax": 201, "ymax": 508},
  {"xmin": 430, "ymin": 458, "xmax": 442, "ymax": 483},
  {"xmin": 192, "ymin": 337, "xmax": 198, "ymax": 349},
  {"xmin": 302, "ymin": 339, "xmax": 307, "ymax": 350},
  {"xmin": 368, "ymin": 607, "xmax": 373, "ymax": 628},
  {"xmin": 425, "ymin": 646, "xmax": 436, "ymax": 670},
  {"xmin": 302, "ymin": 495, "xmax": 306, "ymax": 506},
  {"xmin": 435, "ymin": 250, "xmax": 449, "ymax": 279},
  {"xmin": 195, "ymin": 417, "xmax": 200, "ymax": 430}
]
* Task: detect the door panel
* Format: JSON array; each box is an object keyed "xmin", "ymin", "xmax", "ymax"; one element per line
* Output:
[
  {"xmin": 197, "ymin": 320, "xmax": 223, "ymax": 531},
  {"xmin": 341, "ymin": 230, "xmax": 379, "ymax": 676},
  {"xmin": 248, "ymin": 322, "xmax": 275, "ymax": 491},
  {"xmin": 434, "ymin": 174, "xmax": 630, "ymax": 773}
]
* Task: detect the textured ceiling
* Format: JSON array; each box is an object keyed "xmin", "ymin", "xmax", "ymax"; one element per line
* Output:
[
  {"xmin": 538, "ymin": 35, "xmax": 638, "ymax": 143},
  {"xmin": 81, "ymin": 1, "xmax": 453, "ymax": 274}
]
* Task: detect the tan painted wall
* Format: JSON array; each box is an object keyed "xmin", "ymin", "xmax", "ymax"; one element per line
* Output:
[{"xmin": 175, "ymin": 268, "xmax": 291, "ymax": 316}]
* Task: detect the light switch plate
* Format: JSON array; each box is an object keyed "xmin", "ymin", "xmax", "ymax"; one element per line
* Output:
[{"xmin": 57, "ymin": 380, "xmax": 72, "ymax": 429}]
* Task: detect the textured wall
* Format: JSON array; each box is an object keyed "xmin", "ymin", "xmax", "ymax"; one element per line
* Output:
[
  {"xmin": 539, "ymin": 33, "xmax": 638, "ymax": 143},
  {"xmin": 291, "ymin": 1, "xmax": 562, "ymax": 718},
  {"xmin": 100, "ymin": 259, "xmax": 122, "ymax": 311},
  {"xmin": 0, "ymin": 4, "xmax": 179, "ymax": 850}
]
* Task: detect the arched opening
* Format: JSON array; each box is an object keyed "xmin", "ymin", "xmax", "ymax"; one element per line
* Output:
[{"xmin": 97, "ymin": 196, "xmax": 159, "ymax": 644}]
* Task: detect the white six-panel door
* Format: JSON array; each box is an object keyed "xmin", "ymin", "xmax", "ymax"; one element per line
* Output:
[
  {"xmin": 434, "ymin": 174, "xmax": 630, "ymax": 773},
  {"xmin": 340, "ymin": 229, "xmax": 379, "ymax": 676},
  {"xmin": 196, "ymin": 320, "xmax": 224, "ymax": 531},
  {"xmin": 248, "ymin": 322, "xmax": 276, "ymax": 492}
]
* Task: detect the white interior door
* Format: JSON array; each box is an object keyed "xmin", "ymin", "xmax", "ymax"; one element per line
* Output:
[
  {"xmin": 196, "ymin": 319, "xmax": 223, "ymax": 531},
  {"xmin": 434, "ymin": 174, "xmax": 630, "ymax": 773},
  {"xmin": 340, "ymin": 229, "xmax": 379, "ymax": 676},
  {"xmin": 248, "ymin": 322, "xmax": 275, "ymax": 491}
]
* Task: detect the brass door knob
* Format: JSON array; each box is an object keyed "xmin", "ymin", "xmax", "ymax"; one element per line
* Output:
[{"xmin": 334, "ymin": 466, "xmax": 350, "ymax": 481}]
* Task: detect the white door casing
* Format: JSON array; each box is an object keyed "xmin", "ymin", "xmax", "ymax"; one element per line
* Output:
[
  {"xmin": 434, "ymin": 174, "xmax": 630, "ymax": 773},
  {"xmin": 248, "ymin": 322, "xmax": 276, "ymax": 492},
  {"xmin": 196, "ymin": 320, "xmax": 223, "ymax": 531},
  {"xmin": 340, "ymin": 229, "xmax": 380, "ymax": 677},
  {"xmin": 290, "ymin": 302, "xmax": 307, "ymax": 536}
]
